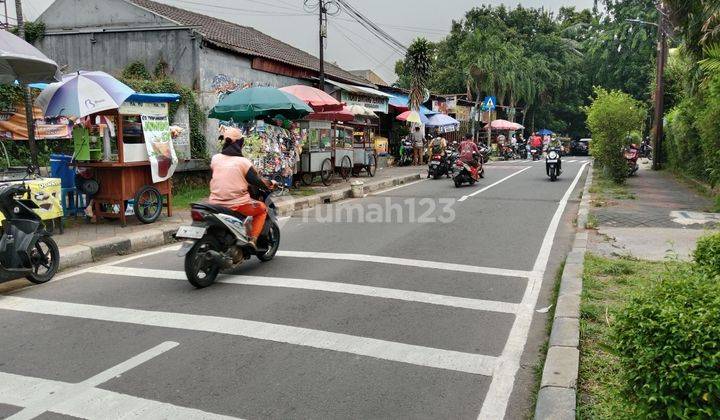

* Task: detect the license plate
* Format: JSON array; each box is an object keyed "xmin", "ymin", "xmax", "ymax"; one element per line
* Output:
[
  {"xmin": 546, "ymin": 160, "xmax": 558, "ymax": 164},
  {"xmin": 176, "ymin": 225, "xmax": 207, "ymax": 239},
  {"xmin": 430, "ymin": 160, "xmax": 440, "ymax": 165}
]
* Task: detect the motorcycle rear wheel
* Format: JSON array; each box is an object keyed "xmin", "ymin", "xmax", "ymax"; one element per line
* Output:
[
  {"xmin": 185, "ymin": 236, "xmax": 222, "ymax": 288},
  {"xmin": 26, "ymin": 235, "xmax": 60, "ymax": 284}
]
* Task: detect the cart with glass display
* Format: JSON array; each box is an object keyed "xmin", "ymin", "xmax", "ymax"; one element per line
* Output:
[
  {"xmin": 332, "ymin": 124, "xmax": 354, "ymax": 180},
  {"xmin": 351, "ymin": 122, "xmax": 378, "ymax": 177},
  {"xmin": 298, "ymin": 120, "xmax": 334, "ymax": 186},
  {"xmin": 73, "ymin": 95, "xmax": 180, "ymax": 227}
]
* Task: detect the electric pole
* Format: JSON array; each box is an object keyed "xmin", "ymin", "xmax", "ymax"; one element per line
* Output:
[
  {"xmin": 15, "ymin": 0, "xmax": 40, "ymax": 171},
  {"xmin": 651, "ymin": 8, "xmax": 668, "ymax": 170},
  {"xmin": 318, "ymin": 0, "xmax": 326, "ymax": 90}
]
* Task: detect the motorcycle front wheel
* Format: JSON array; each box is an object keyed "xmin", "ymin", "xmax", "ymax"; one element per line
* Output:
[
  {"xmin": 257, "ymin": 224, "xmax": 281, "ymax": 262},
  {"xmin": 184, "ymin": 236, "xmax": 222, "ymax": 288},
  {"xmin": 26, "ymin": 235, "xmax": 60, "ymax": 284},
  {"xmin": 549, "ymin": 167, "xmax": 557, "ymax": 182}
]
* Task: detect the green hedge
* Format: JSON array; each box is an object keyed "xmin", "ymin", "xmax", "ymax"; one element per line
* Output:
[
  {"xmin": 614, "ymin": 266, "xmax": 720, "ymax": 418},
  {"xmin": 694, "ymin": 231, "xmax": 720, "ymax": 275}
]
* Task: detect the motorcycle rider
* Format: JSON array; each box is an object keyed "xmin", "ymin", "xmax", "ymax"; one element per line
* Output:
[
  {"xmin": 530, "ymin": 133, "xmax": 543, "ymax": 157},
  {"xmin": 427, "ymin": 135, "xmax": 447, "ymax": 159},
  {"xmin": 459, "ymin": 133, "xmax": 480, "ymax": 168},
  {"xmin": 208, "ymin": 127, "xmax": 275, "ymax": 250},
  {"xmin": 546, "ymin": 136, "xmax": 563, "ymax": 173}
]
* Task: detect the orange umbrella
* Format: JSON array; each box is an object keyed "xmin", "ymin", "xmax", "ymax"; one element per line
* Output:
[{"xmin": 279, "ymin": 85, "xmax": 344, "ymax": 112}]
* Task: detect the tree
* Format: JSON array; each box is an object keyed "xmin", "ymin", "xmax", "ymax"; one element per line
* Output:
[{"xmin": 404, "ymin": 38, "xmax": 433, "ymax": 111}]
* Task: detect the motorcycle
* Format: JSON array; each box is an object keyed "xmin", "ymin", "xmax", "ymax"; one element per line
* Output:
[
  {"xmin": 625, "ymin": 145, "xmax": 640, "ymax": 176},
  {"xmin": 499, "ymin": 144, "xmax": 515, "ymax": 161},
  {"xmin": 478, "ymin": 143, "xmax": 491, "ymax": 164},
  {"xmin": 0, "ymin": 175, "xmax": 60, "ymax": 284},
  {"xmin": 398, "ymin": 138, "xmax": 414, "ymax": 166},
  {"xmin": 176, "ymin": 185, "xmax": 285, "ymax": 288},
  {"xmin": 530, "ymin": 146, "xmax": 541, "ymax": 161},
  {"xmin": 428, "ymin": 152, "xmax": 451, "ymax": 179},
  {"xmin": 516, "ymin": 141, "xmax": 528, "ymax": 159},
  {"xmin": 546, "ymin": 147, "xmax": 562, "ymax": 182},
  {"xmin": 453, "ymin": 152, "xmax": 484, "ymax": 187},
  {"xmin": 640, "ymin": 140, "xmax": 653, "ymax": 159}
]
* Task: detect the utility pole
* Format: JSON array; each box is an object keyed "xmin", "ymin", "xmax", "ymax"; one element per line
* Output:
[
  {"xmin": 318, "ymin": 0, "xmax": 326, "ymax": 90},
  {"xmin": 651, "ymin": 8, "xmax": 668, "ymax": 170},
  {"xmin": 15, "ymin": 0, "xmax": 40, "ymax": 171}
]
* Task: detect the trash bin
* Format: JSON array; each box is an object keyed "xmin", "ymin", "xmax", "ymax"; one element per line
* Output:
[
  {"xmin": 49, "ymin": 154, "xmax": 75, "ymax": 188},
  {"xmin": 351, "ymin": 180, "xmax": 364, "ymax": 198}
]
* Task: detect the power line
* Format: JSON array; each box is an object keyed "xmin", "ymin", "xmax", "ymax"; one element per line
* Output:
[
  {"xmin": 335, "ymin": 0, "xmax": 407, "ymax": 53},
  {"xmin": 329, "ymin": 21, "xmax": 395, "ymax": 72},
  {"xmin": 169, "ymin": 0, "xmax": 304, "ymax": 16}
]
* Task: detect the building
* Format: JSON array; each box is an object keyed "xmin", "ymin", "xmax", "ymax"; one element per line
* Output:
[
  {"xmin": 35, "ymin": 0, "xmax": 374, "ymax": 156},
  {"xmin": 349, "ymin": 69, "xmax": 389, "ymax": 87}
]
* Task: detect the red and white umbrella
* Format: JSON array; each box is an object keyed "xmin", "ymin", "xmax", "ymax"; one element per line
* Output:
[
  {"xmin": 487, "ymin": 119, "xmax": 524, "ymax": 130},
  {"xmin": 308, "ymin": 106, "xmax": 354, "ymax": 122},
  {"xmin": 279, "ymin": 85, "xmax": 344, "ymax": 112}
]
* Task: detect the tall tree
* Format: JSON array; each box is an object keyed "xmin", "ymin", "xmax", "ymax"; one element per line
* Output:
[{"xmin": 404, "ymin": 38, "xmax": 433, "ymax": 111}]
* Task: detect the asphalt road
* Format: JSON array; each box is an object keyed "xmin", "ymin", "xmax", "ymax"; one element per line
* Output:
[{"xmin": 0, "ymin": 157, "xmax": 590, "ymax": 420}]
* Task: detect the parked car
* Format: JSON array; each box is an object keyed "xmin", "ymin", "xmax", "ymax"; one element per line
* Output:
[{"xmin": 570, "ymin": 138, "xmax": 591, "ymax": 156}]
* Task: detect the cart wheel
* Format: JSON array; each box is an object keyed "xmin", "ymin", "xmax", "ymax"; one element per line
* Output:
[
  {"xmin": 339, "ymin": 156, "xmax": 352, "ymax": 180},
  {"xmin": 134, "ymin": 185, "xmax": 163, "ymax": 224},
  {"xmin": 301, "ymin": 172, "xmax": 313, "ymax": 186},
  {"xmin": 366, "ymin": 153, "xmax": 377, "ymax": 177},
  {"xmin": 320, "ymin": 158, "xmax": 333, "ymax": 186}
]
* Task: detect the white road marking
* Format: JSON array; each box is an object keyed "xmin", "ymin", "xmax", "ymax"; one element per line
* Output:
[
  {"xmin": 276, "ymin": 250, "xmax": 532, "ymax": 278},
  {"xmin": 567, "ymin": 159, "xmax": 577, "ymax": 163},
  {"xmin": 477, "ymin": 162, "xmax": 589, "ymax": 420},
  {"xmin": 0, "ymin": 296, "xmax": 498, "ymax": 376},
  {"xmin": 6, "ymin": 341, "xmax": 189, "ymax": 420},
  {"xmin": 458, "ymin": 167, "xmax": 531, "ymax": 202},
  {"xmin": 86, "ymin": 266, "xmax": 520, "ymax": 314},
  {"xmin": 0, "ymin": 371, "xmax": 240, "ymax": 420},
  {"xmin": 372, "ymin": 178, "xmax": 427, "ymax": 195}
]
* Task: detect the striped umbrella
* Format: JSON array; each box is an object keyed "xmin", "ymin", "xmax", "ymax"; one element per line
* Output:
[{"xmin": 35, "ymin": 71, "xmax": 135, "ymax": 118}]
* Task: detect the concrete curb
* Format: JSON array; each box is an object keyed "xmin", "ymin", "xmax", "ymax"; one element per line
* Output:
[
  {"xmin": 56, "ymin": 172, "xmax": 422, "ymax": 272},
  {"xmin": 535, "ymin": 161, "xmax": 592, "ymax": 420}
]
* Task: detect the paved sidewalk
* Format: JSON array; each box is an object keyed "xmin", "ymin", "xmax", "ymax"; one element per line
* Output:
[{"xmin": 590, "ymin": 162, "xmax": 717, "ymax": 260}]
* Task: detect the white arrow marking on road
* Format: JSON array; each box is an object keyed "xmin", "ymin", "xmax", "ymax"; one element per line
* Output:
[
  {"xmin": 458, "ymin": 167, "xmax": 531, "ymax": 202},
  {"xmin": 0, "ymin": 296, "xmax": 498, "ymax": 376},
  {"xmin": 86, "ymin": 265, "xmax": 521, "ymax": 314},
  {"xmin": 477, "ymin": 162, "xmax": 589, "ymax": 420},
  {"xmin": 276, "ymin": 250, "xmax": 533, "ymax": 278}
]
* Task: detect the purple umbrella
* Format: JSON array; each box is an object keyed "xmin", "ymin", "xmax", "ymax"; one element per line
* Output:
[{"xmin": 35, "ymin": 71, "xmax": 135, "ymax": 117}]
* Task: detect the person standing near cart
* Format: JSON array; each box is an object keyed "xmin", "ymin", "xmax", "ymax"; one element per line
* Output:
[{"xmin": 411, "ymin": 126, "xmax": 424, "ymax": 166}]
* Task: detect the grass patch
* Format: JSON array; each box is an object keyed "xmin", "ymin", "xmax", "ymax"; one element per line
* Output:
[
  {"xmin": 173, "ymin": 184, "xmax": 209, "ymax": 209},
  {"xmin": 588, "ymin": 171, "xmax": 636, "ymax": 206},
  {"xmin": 577, "ymin": 253, "xmax": 689, "ymax": 419},
  {"xmin": 585, "ymin": 214, "xmax": 599, "ymax": 230},
  {"xmin": 290, "ymin": 187, "xmax": 318, "ymax": 197}
]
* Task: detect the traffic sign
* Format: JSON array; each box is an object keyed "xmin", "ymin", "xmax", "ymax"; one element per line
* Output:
[{"xmin": 482, "ymin": 96, "xmax": 497, "ymax": 111}]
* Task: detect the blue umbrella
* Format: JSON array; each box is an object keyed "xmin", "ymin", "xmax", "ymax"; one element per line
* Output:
[
  {"xmin": 538, "ymin": 128, "xmax": 554, "ymax": 136},
  {"xmin": 35, "ymin": 71, "xmax": 135, "ymax": 117},
  {"xmin": 426, "ymin": 113, "xmax": 460, "ymax": 128}
]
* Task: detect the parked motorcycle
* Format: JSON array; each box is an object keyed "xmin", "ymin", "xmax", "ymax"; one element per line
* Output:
[
  {"xmin": 625, "ymin": 145, "xmax": 640, "ymax": 176},
  {"xmin": 176, "ymin": 185, "xmax": 284, "ymax": 288},
  {"xmin": 640, "ymin": 139, "xmax": 653, "ymax": 159},
  {"xmin": 398, "ymin": 139, "xmax": 414, "ymax": 166},
  {"xmin": 516, "ymin": 141, "xmax": 528, "ymax": 159},
  {"xmin": 453, "ymin": 153, "xmax": 484, "ymax": 187},
  {"xmin": 546, "ymin": 147, "xmax": 562, "ymax": 182},
  {"xmin": 478, "ymin": 143, "xmax": 491, "ymax": 164},
  {"xmin": 499, "ymin": 144, "xmax": 515, "ymax": 161},
  {"xmin": 428, "ymin": 153, "xmax": 451, "ymax": 179},
  {"xmin": 0, "ymin": 175, "xmax": 60, "ymax": 284}
]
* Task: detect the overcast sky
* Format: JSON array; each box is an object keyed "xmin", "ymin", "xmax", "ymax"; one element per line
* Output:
[{"xmin": 11, "ymin": 0, "xmax": 595, "ymax": 83}]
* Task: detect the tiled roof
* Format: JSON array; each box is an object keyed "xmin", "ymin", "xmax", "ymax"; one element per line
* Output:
[{"xmin": 128, "ymin": 0, "xmax": 373, "ymax": 87}]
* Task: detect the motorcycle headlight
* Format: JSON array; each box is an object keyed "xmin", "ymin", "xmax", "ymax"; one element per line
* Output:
[{"xmin": 548, "ymin": 151, "xmax": 558, "ymax": 159}]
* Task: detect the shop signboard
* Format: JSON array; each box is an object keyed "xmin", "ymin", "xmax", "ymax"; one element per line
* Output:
[
  {"xmin": 120, "ymin": 101, "xmax": 169, "ymax": 117},
  {"xmin": 141, "ymin": 115, "xmax": 178, "ymax": 183},
  {"xmin": 0, "ymin": 103, "xmax": 71, "ymax": 140},
  {"xmin": 340, "ymin": 91, "xmax": 388, "ymax": 114}
]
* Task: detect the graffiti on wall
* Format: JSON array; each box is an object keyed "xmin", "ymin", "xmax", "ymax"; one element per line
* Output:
[{"xmin": 211, "ymin": 74, "xmax": 276, "ymax": 99}]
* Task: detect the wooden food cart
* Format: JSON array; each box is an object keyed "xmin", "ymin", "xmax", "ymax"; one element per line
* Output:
[{"xmin": 76, "ymin": 94, "xmax": 180, "ymax": 227}]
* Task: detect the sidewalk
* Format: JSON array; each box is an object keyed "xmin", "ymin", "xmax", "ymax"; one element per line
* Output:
[
  {"xmin": 590, "ymin": 161, "xmax": 718, "ymax": 260},
  {"xmin": 52, "ymin": 166, "xmax": 424, "ymax": 270}
]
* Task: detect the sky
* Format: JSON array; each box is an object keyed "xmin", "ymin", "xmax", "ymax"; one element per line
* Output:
[{"xmin": 9, "ymin": 0, "xmax": 595, "ymax": 83}]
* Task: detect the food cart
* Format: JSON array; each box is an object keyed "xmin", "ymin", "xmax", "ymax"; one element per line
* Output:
[
  {"xmin": 350, "ymin": 117, "xmax": 378, "ymax": 177},
  {"xmin": 333, "ymin": 124, "xmax": 354, "ymax": 180},
  {"xmin": 74, "ymin": 93, "xmax": 180, "ymax": 226},
  {"xmin": 298, "ymin": 120, "xmax": 333, "ymax": 186}
]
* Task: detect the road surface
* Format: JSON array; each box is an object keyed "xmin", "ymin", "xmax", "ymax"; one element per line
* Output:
[{"xmin": 0, "ymin": 157, "xmax": 589, "ymax": 419}]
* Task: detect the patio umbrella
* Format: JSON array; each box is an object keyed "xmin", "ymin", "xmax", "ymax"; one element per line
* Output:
[
  {"xmin": 35, "ymin": 71, "xmax": 135, "ymax": 118},
  {"xmin": 209, "ymin": 86, "xmax": 313, "ymax": 122},
  {"xmin": 426, "ymin": 113, "xmax": 460, "ymax": 128},
  {"xmin": 346, "ymin": 104, "xmax": 377, "ymax": 118},
  {"xmin": 396, "ymin": 110, "xmax": 429, "ymax": 125},
  {"xmin": 537, "ymin": 128, "xmax": 554, "ymax": 136},
  {"xmin": 279, "ymin": 85, "xmax": 344, "ymax": 112},
  {"xmin": 308, "ymin": 106, "xmax": 354, "ymax": 122},
  {"xmin": 488, "ymin": 119, "xmax": 524, "ymax": 130},
  {"xmin": 0, "ymin": 30, "xmax": 60, "ymax": 84}
]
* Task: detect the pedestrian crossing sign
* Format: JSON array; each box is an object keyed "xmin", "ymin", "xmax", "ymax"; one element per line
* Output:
[{"xmin": 482, "ymin": 96, "xmax": 497, "ymax": 111}]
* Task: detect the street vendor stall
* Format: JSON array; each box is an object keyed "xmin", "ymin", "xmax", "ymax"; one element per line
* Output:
[{"xmin": 349, "ymin": 112, "xmax": 379, "ymax": 177}]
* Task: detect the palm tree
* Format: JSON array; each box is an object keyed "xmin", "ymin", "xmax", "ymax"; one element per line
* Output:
[{"xmin": 404, "ymin": 38, "xmax": 433, "ymax": 111}]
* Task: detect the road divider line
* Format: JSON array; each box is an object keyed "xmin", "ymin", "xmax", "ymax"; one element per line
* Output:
[
  {"xmin": 0, "ymin": 371, "xmax": 240, "ymax": 420},
  {"xmin": 276, "ymin": 250, "xmax": 532, "ymax": 278},
  {"xmin": 86, "ymin": 266, "xmax": 521, "ymax": 314},
  {"xmin": 0, "ymin": 296, "xmax": 498, "ymax": 376},
  {"xmin": 478, "ymin": 162, "xmax": 589, "ymax": 420},
  {"xmin": 458, "ymin": 167, "xmax": 531, "ymax": 202}
]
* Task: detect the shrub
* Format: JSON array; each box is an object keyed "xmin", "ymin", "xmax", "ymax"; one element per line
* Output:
[
  {"xmin": 585, "ymin": 87, "xmax": 646, "ymax": 183},
  {"xmin": 613, "ymin": 268, "xmax": 720, "ymax": 418},
  {"xmin": 694, "ymin": 231, "xmax": 720, "ymax": 274}
]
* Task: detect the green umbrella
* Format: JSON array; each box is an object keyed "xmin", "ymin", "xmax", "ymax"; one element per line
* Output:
[{"xmin": 208, "ymin": 86, "xmax": 313, "ymax": 122}]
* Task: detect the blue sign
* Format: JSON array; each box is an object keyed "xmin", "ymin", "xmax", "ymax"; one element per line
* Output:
[{"xmin": 482, "ymin": 96, "xmax": 497, "ymax": 111}]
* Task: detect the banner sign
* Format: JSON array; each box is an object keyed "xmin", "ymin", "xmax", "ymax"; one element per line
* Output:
[
  {"xmin": 455, "ymin": 105, "xmax": 471, "ymax": 122},
  {"xmin": 141, "ymin": 115, "xmax": 178, "ymax": 183},
  {"xmin": 0, "ymin": 104, "xmax": 71, "ymax": 140},
  {"xmin": 340, "ymin": 91, "xmax": 388, "ymax": 114},
  {"xmin": 120, "ymin": 101, "xmax": 168, "ymax": 117}
]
